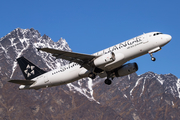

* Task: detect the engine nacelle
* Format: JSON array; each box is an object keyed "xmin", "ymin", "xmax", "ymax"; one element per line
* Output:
[
  {"xmin": 115, "ymin": 63, "xmax": 138, "ymax": 77},
  {"xmin": 94, "ymin": 52, "xmax": 115, "ymax": 67}
]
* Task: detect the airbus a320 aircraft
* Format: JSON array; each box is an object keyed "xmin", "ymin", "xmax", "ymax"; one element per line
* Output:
[{"xmin": 9, "ymin": 32, "xmax": 172, "ymax": 90}]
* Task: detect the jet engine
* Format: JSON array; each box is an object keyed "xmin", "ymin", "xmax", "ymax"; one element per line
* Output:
[
  {"xmin": 93, "ymin": 52, "xmax": 115, "ymax": 67},
  {"xmin": 115, "ymin": 63, "xmax": 138, "ymax": 77}
]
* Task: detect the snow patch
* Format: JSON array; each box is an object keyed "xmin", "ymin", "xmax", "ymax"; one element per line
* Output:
[
  {"xmin": 130, "ymin": 77, "xmax": 143, "ymax": 97},
  {"xmin": 172, "ymin": 101, "xmax": 174, "ymax": 107},
  {"xmin": 87, "ymin": 78, "xmax": 96, "ymax": 101},
  {"xmin": 140, "ymin": 78, "xmax": 146, "ymax": 96},
  {"xmin": 67, "ymin": 81, "xmax": 100, "ymax": 104},
  {"xmin": 128, "ymin": 75, "xmax": 131, "ymax": 80},
  {"xmin": 19, "ymin": 38, "xmax": 28, "ymax": 44},
  {"xmin": 156, "ymin": 74, "xmax": 164, "ymax": 85},
  {"xmin": 176, "ymin": 79, "xmax": 180, "ymax": 98},
  {"xmin": 123, "ymin": 94, "xmax": 127, "ymax": 98}
]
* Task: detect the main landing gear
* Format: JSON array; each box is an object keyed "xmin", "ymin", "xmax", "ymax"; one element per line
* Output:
[
  {"xmin": 89, "ymin": 71, "xmax": 113, "ymax": 85},
  {"xmin": 104, "ymin": 78, "xmax": 112, "ymax": 85},
  {"xmin": 104, "ymin": 71, "xmax": 114, "ymax": 85},
  {"xmin": 88, "ymin": 72, "xmax": 96, "ymax": 79},
  {"xmin": 149, "ymin": 53, "xmax": 156, "ymax": 61}
]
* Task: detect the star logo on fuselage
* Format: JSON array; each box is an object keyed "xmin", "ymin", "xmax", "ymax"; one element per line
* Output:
[{"xmin": 24, "ymin": 64, "xmax": 35, "ymax": 78}]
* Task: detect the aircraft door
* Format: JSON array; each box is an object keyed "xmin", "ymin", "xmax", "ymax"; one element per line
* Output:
[{"xmin": 44, "ymin": 75, "xmax": 50, "ymax": 84}]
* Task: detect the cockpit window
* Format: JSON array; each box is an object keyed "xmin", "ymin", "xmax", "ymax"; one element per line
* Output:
[{"xmin": 153, "ymin": 32, "xmax": 163, "ymax": 36}]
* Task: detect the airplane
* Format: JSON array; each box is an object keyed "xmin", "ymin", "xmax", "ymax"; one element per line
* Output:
[{"xmin": 8, "ymin": 32, "xmax": 172, "ymax": 90}]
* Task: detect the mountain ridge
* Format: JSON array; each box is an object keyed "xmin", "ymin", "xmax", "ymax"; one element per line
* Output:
[{"xmin": 0, "ymin": 28, "xmax": 180, "ymax": 120}]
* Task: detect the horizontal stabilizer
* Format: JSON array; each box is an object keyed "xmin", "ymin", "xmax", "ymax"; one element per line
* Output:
[{"xmin": 8, "ymin": 80, "xmax": 35, "ymax": 85}]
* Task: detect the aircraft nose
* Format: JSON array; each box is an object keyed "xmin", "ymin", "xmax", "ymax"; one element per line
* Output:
[{"xmin": 166, "ymin": 34, "xmax": 172, "ymax": 42}]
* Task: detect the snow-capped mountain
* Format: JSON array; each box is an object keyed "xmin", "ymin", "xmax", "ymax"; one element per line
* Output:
[
  {"xmin": 0, "ymin": 28, "xmax": 96, "ymax": 101},
  {"xmin": 0, "ymin": 28, "xmax": 70, "ymax": 74},
  {"xmin": 0, "ymin": 28, "xmax": 180, "ymax": 120}
]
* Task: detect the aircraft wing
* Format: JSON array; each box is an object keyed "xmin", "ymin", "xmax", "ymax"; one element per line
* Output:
[{"xmin": 38, "ymin": 48, "xmax": 97, "ymax": 69}]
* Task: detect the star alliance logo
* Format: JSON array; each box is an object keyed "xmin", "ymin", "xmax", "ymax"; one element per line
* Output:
[{"xmin": 24, "ymin": 64, "xmax": 35, "ymax": 78}]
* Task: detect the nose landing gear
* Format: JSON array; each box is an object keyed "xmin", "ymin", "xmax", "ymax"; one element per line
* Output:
[
  {"xmin": 149, "ymin": 53, "xmax": 156, "ymax": 61},
  {"xmin": 151, "ymin": 57, "xmax": 156, "ymax": 61}
]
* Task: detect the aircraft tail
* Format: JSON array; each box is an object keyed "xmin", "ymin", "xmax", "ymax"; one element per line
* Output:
[{"xmin": 16, "ymin": 56, "xmax": 47, "ymax": 80}]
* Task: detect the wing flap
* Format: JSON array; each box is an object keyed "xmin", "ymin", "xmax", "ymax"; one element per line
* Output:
[{"xmin": 8, "ymin": 80, "xmax": 35, "ymax": 85}]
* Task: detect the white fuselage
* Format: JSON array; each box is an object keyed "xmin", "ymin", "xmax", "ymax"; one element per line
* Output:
[{"xmin": 19, "ymin": 32, "xmax": 171, "ymax": 90}]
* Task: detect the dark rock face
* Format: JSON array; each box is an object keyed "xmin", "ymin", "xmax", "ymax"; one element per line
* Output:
[
  {"xmin": 94, "ymin": 72, "xmax": 180, "ymax": 120},
  {"xmin": 0, "ymin": 28, "xmax": 180, "ymax": 120}
]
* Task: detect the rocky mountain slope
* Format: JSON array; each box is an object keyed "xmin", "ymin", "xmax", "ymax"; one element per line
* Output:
[{"xmin": 0, "ymin": 28, "xmax": 180, "ymax": 120}]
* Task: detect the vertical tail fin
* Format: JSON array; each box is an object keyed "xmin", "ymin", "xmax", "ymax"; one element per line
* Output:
[{"xmin": 17, "ymin": 56, "xmax": 46, "ymax": 80}]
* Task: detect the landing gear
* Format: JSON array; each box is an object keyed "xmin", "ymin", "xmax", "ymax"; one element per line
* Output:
[
  {"xmin": 149, "ymin": 53, "xmax": 156, "ymax": 61},
  {"xmin": 151, "ymin": 57, "xmax": 156, "ymax": 61},
  {"xmin": 88, "ymin": 72, "xmax": 96, "ymax": 79},
  {"xmin": 104, "ymin": 79, "xmax": 112, "ymax": 85},
  {"xmin": 104, "ymin": 71, "xmax": 114, "ymax": 85}
]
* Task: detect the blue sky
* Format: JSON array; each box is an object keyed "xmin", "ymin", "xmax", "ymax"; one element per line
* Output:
[{"xmin": 0, "ymin": 0, "xmax": 180, "ymax": 78}]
